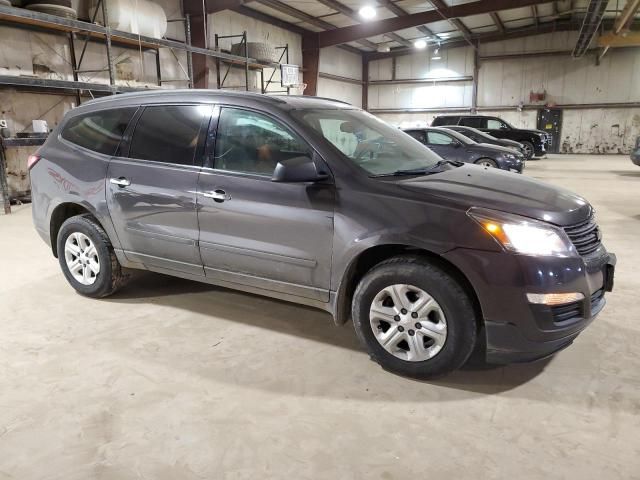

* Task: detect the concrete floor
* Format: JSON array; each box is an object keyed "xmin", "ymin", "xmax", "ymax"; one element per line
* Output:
[{"xmin": 1, "ymin": 154, "xmax": 639, "ymax": 479}]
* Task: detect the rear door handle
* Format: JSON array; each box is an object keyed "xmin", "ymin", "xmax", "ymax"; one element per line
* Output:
[
  {"xmin": 110, "ymin": 177, "xmax": 130, "ymax": 187},
  {"xmin": 203, "ymin": 189, "xmax": 228, "ymax": 202}
]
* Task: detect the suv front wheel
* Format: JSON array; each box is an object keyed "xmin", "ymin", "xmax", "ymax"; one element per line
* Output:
[
  {"xmin": 520, "ymin": 141, "xmax": 535, "ymax": 159},
  {"xmin": 352, "ymin": 256, "xmax": 477, "ymax": 378},
  {"xmin": 57, "ymin": 214, "xmax": 127, "ymax": 298}
]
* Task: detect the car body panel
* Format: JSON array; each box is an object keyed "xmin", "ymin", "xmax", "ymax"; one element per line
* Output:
[{"xmin": 403, "ymin": 127, "xmax": 525, "ymax": 173}]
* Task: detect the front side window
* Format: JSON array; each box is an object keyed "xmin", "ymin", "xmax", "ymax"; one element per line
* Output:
[
  {"xmin": 293, "ymin": 108, "xmax": 442, "ymax": 176},
  {"xmin": 129, "ymin": 105, "xmax": 209, "ymax": 165},
  {"xmin": 214, "ymin": 108, "xmax": 311, "ymax": 176},
  {"xmin": 61, "ymin": 107, "xmax": 136, "ymax": 155},
  {"xmin": 427, "ymin": 131, "xmax": 455, "ymax": 145}
]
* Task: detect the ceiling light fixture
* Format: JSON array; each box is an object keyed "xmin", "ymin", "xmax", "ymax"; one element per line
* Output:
[
  {"xmin": 414, "ymin": 39, "xmax": 427, "ymax": 49},
  {"xmin": 359, "ymin": 5, "xmax": 377, "ymax": 20}
]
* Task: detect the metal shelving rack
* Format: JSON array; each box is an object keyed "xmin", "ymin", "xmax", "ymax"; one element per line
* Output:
[
  {"xmin": 213, "ymin": 31, "xmax": 290, "ymax": 94},
  {"xmin": 0, "ymin": 2, "xmax": 283, "ymax": 100}
]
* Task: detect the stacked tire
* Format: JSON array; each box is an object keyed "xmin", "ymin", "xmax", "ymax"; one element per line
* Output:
[
  {"xmin": 0, "ymin": 0, "xmax": 13, "ymax": 6},
  {"xmin": 23, "ymin": 0, "xmax": 78, "ymax": 19},
  {"xmin": 230, "ymin": 42, "xmax": 278, "ymax": 63}
]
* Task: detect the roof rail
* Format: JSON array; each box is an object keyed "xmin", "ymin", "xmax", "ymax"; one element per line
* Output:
[{"xmin": 285, "ymin": 95, "xmax": 352, "ymax": 105}]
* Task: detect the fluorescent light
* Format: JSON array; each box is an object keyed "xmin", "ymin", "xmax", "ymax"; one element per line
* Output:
[
  {"xmin": 359, "ymin": 5, "xmax": 376, "ymax": 20},
  {"xmin": 414, "ymin": 39, "xmax": 427, "ymax": 49}
]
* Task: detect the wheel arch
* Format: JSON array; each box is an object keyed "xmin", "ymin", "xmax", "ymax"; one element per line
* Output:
[
  {"xmin": 49, "ymin": 202, "xmax": 105, "ymax": 257},
  {"xmin": 332, "ymin": 244, "xmax": 483, "ymax": 330}
]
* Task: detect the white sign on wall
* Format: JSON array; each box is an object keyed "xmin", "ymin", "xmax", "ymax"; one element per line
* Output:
[{"xmin": 280, "ymin": 64, "xmax": 300, "ymax": 86}]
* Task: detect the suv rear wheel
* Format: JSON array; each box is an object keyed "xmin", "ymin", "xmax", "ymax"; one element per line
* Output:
[
  {"xmin": 57, "ymin": 214, "xmax": 127, "ymax": 298},
  {"xmin": 352, "ymin": 255, "xmax": 477, "ymax": 378}
]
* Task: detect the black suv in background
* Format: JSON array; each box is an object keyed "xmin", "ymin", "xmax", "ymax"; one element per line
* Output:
[
  {"xmin": 30, "ymin": 90, "xmax": 615, "ymax": 378},
  {"xmin": 432, "ymin": 114, "xmax": 550, "ymax": 159}
]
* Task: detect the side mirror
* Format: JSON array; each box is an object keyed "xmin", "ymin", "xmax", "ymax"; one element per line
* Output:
[
  {"xmin": 271, "ymin": 156, "xmax": 329, "ymax": 183},
  {"xmin": 452, "ymin": 141, "xmax": 461, "ymax": 148}
]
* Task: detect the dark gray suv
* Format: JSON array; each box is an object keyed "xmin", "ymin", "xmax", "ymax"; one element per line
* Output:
[{"xmin": 30, "ymin": 90, "xmax": 616, "ymax": 378}]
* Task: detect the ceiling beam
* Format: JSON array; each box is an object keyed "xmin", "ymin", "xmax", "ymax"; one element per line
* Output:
[
  {"xmin": 490, "ymin": 12, "xmax": 505, "ymax": 34},
  {"xmin": 314, "ymin": 0, "xmax": 412, "ymax": 48},
  {"xmin": 232, "ymin": 5, "xmax": 308, "ymax": 35},
  {"xmin": 364, "ymin": 20, "xmax": 580, "ymax": 60},
  {"xmin": 316, "ymin": 0, "xmax": 555, "ymax": 48},
  {"xmin": 597, "ymin": 0, "xmax": 640, "ymax": 60},
  {"xmin": 613, "ymin": 0, "xmax": 640, "ymax": 33},
  {"xmin": 190, "ymin": 0, "xmax": 251, "ymax": 14},
  {"xmin": 428, "ymin": 0, "xmax": 475, "ymax": 48},
  {"xmin": 598, "ymin": 30, "xmax": 640, "ymax": 47},
  {"xmin": 375, "ymin": 0, "xmax": 435, "ymax": 38},
  {"xmin": 255, "ymin": 0, "xmax": 377, "ymax": 50}
]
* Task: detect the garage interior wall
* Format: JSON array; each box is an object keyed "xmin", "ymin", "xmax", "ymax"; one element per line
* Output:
[
  {"xmin": 370, "ymin": 31, "xmax": 640, "ymax": 154},
  {"xmin": 0, "ymin": 0, "xmax": 363, "ymax": 196}
]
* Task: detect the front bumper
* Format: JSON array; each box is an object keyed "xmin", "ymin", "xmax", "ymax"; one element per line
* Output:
[{"xmin": 443, "ymin": 247, "xmax": 616, "ymax": 364}]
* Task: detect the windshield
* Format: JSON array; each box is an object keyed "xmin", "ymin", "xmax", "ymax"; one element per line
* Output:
[
  {"xmin": 458, "ymin": 127, "xmax": 495, "ymax": 141},
  {"xmin": 292, "ymin": 108, "xmax": 442, "ymax": 176}
]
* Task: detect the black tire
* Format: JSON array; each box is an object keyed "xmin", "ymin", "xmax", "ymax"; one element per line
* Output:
[
  {"xmin": 352, "ymin": 255, "xmax": 477, "ymax": 379},
  {"xmin": 520, "ymin": 141, "xmax": 534, "ymax": 160},
  {"xmin": 56, "ymin": 214, "xmax": 127, "ymax": 298},
  {"xmin": 474, "ymin": 158, "xmax": 498, "ymax": 168}
]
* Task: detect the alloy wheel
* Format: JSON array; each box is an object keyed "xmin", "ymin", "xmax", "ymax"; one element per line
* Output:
[
  {"xmin": 64, "ymin": 232, "xmax": 100, "ymax": 285},
  {"xmin": 369, "ymin": 284, "xmax": 447, "ymax": 362}
]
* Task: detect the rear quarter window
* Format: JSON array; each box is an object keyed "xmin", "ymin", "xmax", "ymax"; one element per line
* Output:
[{"xmin": 61, "ymin": 107, "xmax": 137, "ymax": 155}]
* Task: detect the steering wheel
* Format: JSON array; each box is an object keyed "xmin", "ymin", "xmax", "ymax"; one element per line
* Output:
[{"xmin": 354, "ymin": 138, "xmax": 394, "ymax": 163}]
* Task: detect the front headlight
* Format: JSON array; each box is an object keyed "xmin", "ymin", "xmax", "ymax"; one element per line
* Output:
[{"xmin": 467, "ymin": 207, "xmax": 575, "ymax": 257}]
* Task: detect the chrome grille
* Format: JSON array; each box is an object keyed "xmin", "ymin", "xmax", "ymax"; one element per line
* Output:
[{"xmin": 563, "ymin": 214, "xmax": 602, "ymax": 256}]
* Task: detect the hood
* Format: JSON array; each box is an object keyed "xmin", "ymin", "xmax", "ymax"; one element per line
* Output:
[
  {"xmin": 520, "ymin": 128, "xmax": 546, "ymax": 137},
  {"xmin": 396, "ymin": 165, "xmax": 591, "ymax": 226},
  {"xmin": 497, "ymin": 138, "xmax": 523, "ymax": 148},
  {"xmin": 469, "ymin": 143, "xmax": 523, "ymax": 157}
]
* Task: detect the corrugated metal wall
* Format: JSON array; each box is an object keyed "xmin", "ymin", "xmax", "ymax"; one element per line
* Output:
[{"xmin": 368, "ymin": 31, "xmax": 640, "ymax": 153}]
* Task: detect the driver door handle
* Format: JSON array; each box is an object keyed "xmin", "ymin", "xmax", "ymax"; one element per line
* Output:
[
  {"xmin": 203, "ymin": 189, "xmax": 228, "ymax": 203},
  {"xmin": 109, "ymin": 177, "xmax": 130, "ymax": 187}
]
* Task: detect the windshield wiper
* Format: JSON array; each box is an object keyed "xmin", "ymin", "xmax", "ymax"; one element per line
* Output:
[{"xmin": 370, "ymin": 159, "xmax": 464, "ymax": 178}]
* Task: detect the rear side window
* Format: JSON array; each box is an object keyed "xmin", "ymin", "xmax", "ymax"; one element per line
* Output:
[
  {"xmin": 460, "ymin": 117, "xmax": 486, "ymax": 128},
  {"xmin": 129, "ymin": 105, "xmax": 208, "ymax": 165},
  {"xmin": 61, "ymin": 108, "xmax": 136, "ymax": 155},
  {"xmin": 405, "ymin": 130, "xmax": 427, "ymax": 144},
  {"xmin": 487, "ymin": 118, "xmax": 509, "ymax": 130}
]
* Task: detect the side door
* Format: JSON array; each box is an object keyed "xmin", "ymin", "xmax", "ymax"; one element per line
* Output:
[
  {"xmin": 106, "ymin": 104, "xmax": 211, "ymax": 276},
  {"xmin": 425, "ymin": 131, "xmax": 462, "ymax": 160},
  {"xmin": 197, "ymin": 106, "xmax": 335, "ymax": 302}
]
